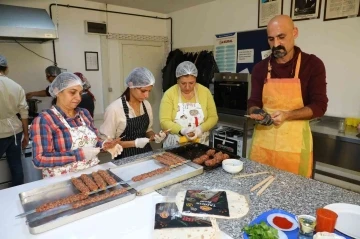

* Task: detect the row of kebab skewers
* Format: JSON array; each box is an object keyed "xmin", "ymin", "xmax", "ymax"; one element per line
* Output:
[
  {"xmin": 35, "ymin": 170, "xmax": 126, "ymax": 213},
  {"xmin": 29, "ymin": 153, "xmax": 188, "ymax": 216}
]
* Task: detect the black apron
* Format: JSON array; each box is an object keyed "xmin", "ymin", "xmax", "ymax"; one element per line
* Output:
[{"xmin": 115, "ymin": 97, "xmax": 152, "ymax": 159}]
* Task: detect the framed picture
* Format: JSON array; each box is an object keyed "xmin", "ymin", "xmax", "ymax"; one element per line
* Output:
[
  {"xmin": 84, "ymin": 51, "xmax": 99, "ymax": 71},
  {"xmin": 324, "ymin": 0, "xmax": 360, "ymax": 21},
  {"xmin": 258, "ymin": 0, "xmax": 284, "ymax": 28},
  {"xmin": 290, "ymin": 0, "xmax": 322, "ymax": 21}
]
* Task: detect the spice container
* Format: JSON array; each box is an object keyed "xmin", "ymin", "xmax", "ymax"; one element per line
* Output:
[{"xmin": 296, "ymin": 215, "xmax": 316, "ymax": 238}]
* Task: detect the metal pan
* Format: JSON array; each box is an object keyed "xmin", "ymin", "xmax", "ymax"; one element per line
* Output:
[{"xmin": 19, "ymin": 170, "xmax": 137, "ymax": 234}]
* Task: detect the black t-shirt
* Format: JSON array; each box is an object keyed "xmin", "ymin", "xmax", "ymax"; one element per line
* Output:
[{"xmin": 78, "ymin": 93, "xmax": 95, "ymax": 118}]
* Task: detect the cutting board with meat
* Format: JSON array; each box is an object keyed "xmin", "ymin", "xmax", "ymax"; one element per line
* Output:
[
  {"xmin": 165, "ymin": 143, "xmax": 240, "ymax": 170},
  {"xmin": 109, "ymin": 152, "xmax": 203, "ymax": 196}
]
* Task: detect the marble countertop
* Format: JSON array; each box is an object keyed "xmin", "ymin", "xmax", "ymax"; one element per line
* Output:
[{"xmin": 112, "ymin": 149, "xmax": 360, "ymax": 239}]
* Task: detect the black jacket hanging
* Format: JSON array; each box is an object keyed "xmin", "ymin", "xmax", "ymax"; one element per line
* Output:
[{"xmin": 162, "ymin": 49, "xmax": 185, "ymax": 92}]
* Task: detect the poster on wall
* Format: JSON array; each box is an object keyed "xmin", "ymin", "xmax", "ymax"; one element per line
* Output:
[
  {"xmin": 85, "ymin": 51, "xmax": 99, "ymax": 71},
  {"xmin": 258, "ymin": 0, "xmax": 284, "ymax": 28},
  {"xmin": 324, "ymin": 0, "xmax": 360, "ymax": 21},
  {"xmin": 290, "ymin": 0, "xmax": 322, "ymax": 21},
  {"xmin": 214, "ymin": 32, "xmax": 237, "ymax": 73}
]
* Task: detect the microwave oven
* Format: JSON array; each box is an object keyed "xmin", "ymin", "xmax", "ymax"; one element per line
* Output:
[{"xmin": 213, "ymin": 73, "xmax": 251, "ymax": 116}]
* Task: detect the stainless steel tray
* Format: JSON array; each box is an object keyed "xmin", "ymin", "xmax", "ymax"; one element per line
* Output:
[
  {"xmin": 19, "ymin": 170, "xmax": 137, "ymax": 234},
  {"xmin": 110, "ymin": 153, "xmax": 203, "ymax": 196}
]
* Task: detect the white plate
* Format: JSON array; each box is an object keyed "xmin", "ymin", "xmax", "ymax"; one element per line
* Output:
[
  {"xmin": 324, "ymin": 203, "xmax": 360, "ymax": 239},
  {"xmin": 278, "ymin": 229, "xmax": 288, "ymax": 239},
  {"xmin": 267, "ymin": 213, "xmax": 298, "ymax": 231}
]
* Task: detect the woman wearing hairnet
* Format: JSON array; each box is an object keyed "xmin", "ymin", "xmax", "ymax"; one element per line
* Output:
[
  {"xmin": 160, "ymin": 61, "xmax": 218, "ymax": 147},
  {"xmin": 30, "ymin": 72, "xmax": 122, "ymax": 178},
  {"xmin": 100, "ymin": 67, "xmax": 167, "ymax": 159}
]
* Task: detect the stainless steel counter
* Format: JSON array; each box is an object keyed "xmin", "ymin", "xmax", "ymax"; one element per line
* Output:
[
  {"xmin": 310, "ymin": 117, "xmax": 360, "ymax": 144},
  {"xmin": 310, "ymin": 116, "xmax": 360, "ymax": 192}
]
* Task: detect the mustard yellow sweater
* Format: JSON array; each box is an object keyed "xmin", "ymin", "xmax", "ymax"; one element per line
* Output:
[{"xmin": 159, "ymin": 83, "xmax": 218, "ymax": 135}]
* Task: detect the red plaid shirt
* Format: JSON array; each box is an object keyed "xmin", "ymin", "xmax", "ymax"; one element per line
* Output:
[{"xmin": 30, "ymin": 106, "xmax": 103, "ymax": 168}]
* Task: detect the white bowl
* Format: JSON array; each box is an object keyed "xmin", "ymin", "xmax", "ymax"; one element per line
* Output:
[{"xmin": 222, "ymin": 159, "xmax": 243, "ymax": 174}]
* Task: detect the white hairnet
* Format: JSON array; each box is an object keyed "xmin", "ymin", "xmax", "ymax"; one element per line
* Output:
[
  {"xmin": 176, "ymin": 61, "xmax": 198, "ymax": 78},
  {"xmin": 49, "ymin": 72, "xmax": 83, "ymax": 97},
  {"xmin": 126, "ymin": 67, "xmax": 155, "ymax": 88},
  {"xmin": 0, "ymin": 55, "xmax": 8, "ymax": 67}
]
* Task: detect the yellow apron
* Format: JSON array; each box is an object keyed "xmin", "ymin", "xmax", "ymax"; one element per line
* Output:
[{"xmin": 250, "ymin": 53, "xmax": 313, "ymax": 178}]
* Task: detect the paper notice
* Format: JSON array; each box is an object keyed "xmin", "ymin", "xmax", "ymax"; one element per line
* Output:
[
  {"xmin": 325, "ymin": 0, "xmax": 360, "ymax": 20},
  {"xmin": 237, "ymin": 49, "xmax": 254, "ymax": 63},
  {"xmin": 261, "ymin": 49, "xmax": 272, "ymax": 59}
]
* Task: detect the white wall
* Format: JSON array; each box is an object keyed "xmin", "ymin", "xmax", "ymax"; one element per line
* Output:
[
  {"xmin": 169, "ymin": 0, "xmax": 360, "ymax": 117},
  {"xmin": 0, "ymin": 0, "xmax": 168, "ymax": 117}
]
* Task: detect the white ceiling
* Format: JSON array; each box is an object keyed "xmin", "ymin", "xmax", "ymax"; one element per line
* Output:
[{"xmin": 86, "ymin": 0, "xmax": 215, "ymax": 13}]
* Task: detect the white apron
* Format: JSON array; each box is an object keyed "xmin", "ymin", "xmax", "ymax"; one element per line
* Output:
[
  {"xmin": 163, "ymin": 87, "xmax": 210, "ymax": 147},
  {"xmin": 42, "ymin": 107, "xmax": 99, "ymax": 178}
]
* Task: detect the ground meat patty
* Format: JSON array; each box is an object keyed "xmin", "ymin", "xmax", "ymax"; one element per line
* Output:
[
  {"xmin": 98, "ymin": 170, "xmax": 117, "ymax": 186},
  {"xmin": 71, "ymin": 178, "xmax": 90, "ymax": 194},
  {"xmin": 192, "ymin": 154, "xmax": 209, "ymax": 165},
  {"xmin": 204, "ymin": 152, "xmax": 226, "ymax": 166},
  {"xmin": 36, "ymin": 193, "xmax": 88, "ymax": 212},
  {"xmin": 72, "ymin": 188, "xmax": 128, "ymax": 209},
  {"xmin": 205, "ymin": 159, "xmax": 217, "ymax": 167},
  {"xmin": 214, "ymin": 155, "xmax": 224, "ymax": 164},
  {"xmin": 193, "ymin": 157, "xmax": 202, "ymax": 164},
  {"xmin": 222, "ymin": 154, "xmax": 230, "ymax": 160},
  {"xmin": 214, "ymin": 151, "xmax": 223, "ymax": 157},
  {"xmin": 92, "ymin": 172, "xmax": 107, "ymax": 190},
  {"xmin": 206, "ymin": 149, "xmax": 216, "ymax": 156},
  {"xmin": 132, "ymin": 167, "xmax": 170, "ymax": 182},
  {"xmin": 80, "ymin": 174, "xmax": 98, "ymax": 191},
  {"xmin": 250, "ymin": 114, "xmax": 264, "ymax": 121},
  {"xmin": 200, "ymin": 155, "xmax": 209, "ymax": 161}
]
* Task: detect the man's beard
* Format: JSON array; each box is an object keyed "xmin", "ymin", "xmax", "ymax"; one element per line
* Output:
[{"xmin": 272, "ymin": 45, "xmax": 287, "ymax": 58}]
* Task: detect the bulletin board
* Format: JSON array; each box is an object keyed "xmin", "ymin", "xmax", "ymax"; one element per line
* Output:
[{"xmin": 236, "ymin": 29, "xmax": 270, "ymax": 73}]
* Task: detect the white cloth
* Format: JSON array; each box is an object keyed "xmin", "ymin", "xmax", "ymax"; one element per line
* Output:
[
  {"xmin": 100, "ymin": 99, "xmax": 153, "ymax": 139},
  {"xmin": 163, "ymin": 87, "xmax": 209, "ymax": 147},
  {"xmin": 42, "ymin": 107, "xmax": 100, "ymax": 178},
  {"xmin": 0, "ymin": 75, "xmax": 28, "ymax": 139}
]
